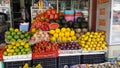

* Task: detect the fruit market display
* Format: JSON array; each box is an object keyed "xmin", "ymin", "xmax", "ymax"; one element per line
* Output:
[
  {"xmin": 33, "ymin": 41, "xmax": 58, "ymax": 54},
  {"xmin": 78, "ymin": 32, "xmax": 107, "ymax": 51},
  {"xmin": 5, "ymin": 28, "xmax": 31, "ymax": 43},
  {"xmin": 31, "ymin": 9, "xmax": 60, "ymax": 31},
  {"xmin": 3, "ymin": 41, "xmax": 31, "ymax": 56},
  {"xmin": 58, "ymin": 42, "xmax": 81, "ymax": 50},
  {"xmin": 75, "ymin": 28, "xmax": 88, "ymax": 39},
  {"xmin": 49, "ymin": 28, "xmax": 77, "ymax": 42},
  {"xmin": 30, "ymin": 31, "xmax": 49, "ymax": 43}
]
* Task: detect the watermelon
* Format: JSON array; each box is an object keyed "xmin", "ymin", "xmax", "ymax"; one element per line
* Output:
[{"xmin": 49, "ymin": 23, "xmax": 60, "ymax": 30}]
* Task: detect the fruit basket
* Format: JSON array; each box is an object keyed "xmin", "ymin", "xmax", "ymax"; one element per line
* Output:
[
  {"xmin": 4, "ymin": 60, "xmax": 32, "ymax": 68},
  {"xmin": 3, "ymin": 54, "xmax": 32, "ymax": 62}
]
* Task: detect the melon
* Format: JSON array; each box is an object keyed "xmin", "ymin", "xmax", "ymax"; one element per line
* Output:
[{"xmin": 49, "ymin": 23, "xmax": 59, "ymax": 30}]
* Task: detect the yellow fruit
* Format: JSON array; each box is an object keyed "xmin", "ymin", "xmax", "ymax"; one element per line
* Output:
[
  {"xmin": 87, "ymin": 48, "xmax": 91, "ymax": 51},
  {"xmin": 13, "ymin": 46, "xmax": 17, "ymax": 49},
  {"xmin": 31, "ymin": 28, "xmax": 36, "ymax": 33},
  {"xmin": 58, "ymin": 37, "xmax": 62, "ymax": 41},
  {"xmin": 83, "ymin": 48, "xmax": 87, "ymax": 51},
  {"xmin": 96, "ymin": 47, "xmax": 100, "ymax": 50},
  {"xmin": 71, "ymin": 36, "xmax": 76, "ymax": 41},
  {"xmin": 97, "ymin": 44, "xmax": 101, "ymax": 47},
  {"xmin": 86, "ymin": 32, "xmax": 91, "ymax": 35},
  {"xmin": 16, "ymin": 43, "xmax": 20, "ymax": 46},
  {"xmin": 84, "ymin": 36, "xmax": 88, "ymax": 41},
  {"xmin": 70, "ymin": 31, "xmax": 75, "ymax": 36},
  {"xmin": 88, "ymin": 38, "xmax": 91, "ymax": 42},
  {"xmin": 66, "ymin": 28, "xmax": 71, "ymax": 32},
  {"xmin": 14, "ymin": 29, "xmax": 19, "ymax": 32},
  {"xmin": 21, "ymin": 42, "xmax": 25, "ymax": 46},
  {"xmin": 67, "ymin": 37, "xmax": 72, "ymax": 41},
  {"xmin": 11, "ymin": 42, "xmax": 16, "ymax": 45},
  {"xmin": 50, "ymin": 37, "xmax": 56, "ymax": 41},
  {"xmin": 49, "ymin": 30, "xmax": 55, "ymax": 35},
  {"xmin": 65, "ymin": 32, "xmax": 70, "ymax": 37},
  {"xmin": 85, "ymin": 45, "xmax": 89, "ymax": 48},
  {"xmin": 61, "ymin": 28, "xmax": 66, "ymax": 32},
  {"xmin": 53, "ymin": 33, "xmax": 58, "ymax": 38},
  {"xmin": 55, "ymin": 28, "xmax": 60, "ymax": 33},
  {"xmin": 24, "ymin": 43, "xmax": 30, "ymax": 48},
  {"xmin": 7, "ymin": 49, "xmax": 10, "ymax": 52},
  {"xmin": 59, "ymin": 32, "xmax": 64, "ymax": 37},
  {"xmin": 23, "ymin": 63, "xmax": 29, "ymax": 68},
  {"xmin": 91, "ymin": 48, "xmax": 95, "ymax": 50},
  {"xmin": 8, "ymin": 53, "xmax": 12, "ymax": 56},
  {"xmin": 8, "ymin": 45, "xmax": 13, "ymax": 49},
  {"xmin": 62, "ymin": 37, "xmax": 67, "ymax": 42},
  {"xmin": 10, "ymin": 49, "xmax": 14, "ymax": 53}
]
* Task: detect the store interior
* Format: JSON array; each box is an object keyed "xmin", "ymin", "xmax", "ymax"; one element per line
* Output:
[{"xmin": 0, "ymin": 0, "xmax": 120, "ymax": 68}]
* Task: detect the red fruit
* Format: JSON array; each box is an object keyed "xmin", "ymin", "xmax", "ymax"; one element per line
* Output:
[
  {"xmin": 46, "ymin": 10, "xmax": 51, "ymax": 15},
  {"xmin": 49, "ymin": 14, "xmax": 54, "ymax": 19},
  {"xmin": 51, "ymin": 9, "xmax": 56, "ymax": 14},
  {"xmin": 54, "ymin": 14, "xmax": 58, "ymax": 19},
  {"xmin": 46, "ymin": 19, "xmax": 50, "ymax": 23}
]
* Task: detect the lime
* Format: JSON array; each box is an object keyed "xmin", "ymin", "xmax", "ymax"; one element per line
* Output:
[
  {"xmin": 7, "ymin": 35, "xmax": 12, "ymax": 40},
  {"xmin": 18, "ymin": 52, "xmax": 22, "ymax": 55},
  {"xmin": 19, "ymin": 46, "xmax": 23, "ymax": 49},
  {"xmin": 17, "ymin": 32, "xmax": 21, "ymax": 35},
  {"xmin": 4, "ymin": 51, "xmax": 8, "ymax": 56},
  {"xmin": 6, "ymin": 31, "xmax": 10, "ymax": 35},
  {"xmin": 13, "ymin": 52, "xmax": 17, "ymax": 55},
  {"xmin": 11, "ymin": 32, "xmax": 16, "ymax": 36},
  {"xmin": 8, "ymin": 53, "xmax": 13, "ymax": 56},
  {"xmin": 21, "ymin": 49, "xmax": 25, "ymax": 52},
  {"xmin": 22, "ymin": 52, "xmax": 26, "ymax": 55},
  {"xmin": 14, "ymin": 35, "xmax": 19, "ymax": 40},
  {"xmin": 15, "ymin": 49, "xmax": 20, "ymax": 52},
  {"xmin": 9, "ymin": 28, "xmax": 14, "ymax": 32}
]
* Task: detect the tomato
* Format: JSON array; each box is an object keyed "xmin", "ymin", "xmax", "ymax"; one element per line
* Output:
[
  {"xmin": 49, "ymin": 14, "xmax": 54, "ymax": 19},
  {"xmin": 54, "ymin": 14, "xmax": 58, "ymax": 19},
  {"xmin": 46, "ymin": 10, "xmax": 51, "ymax": 15},
  {"xmin": 46, "ymin": 19, "xmax": 50, "ymax": 23},
  {"xmin": 51, "ymin": 9, "xmax": 56, "ymax": 14}
]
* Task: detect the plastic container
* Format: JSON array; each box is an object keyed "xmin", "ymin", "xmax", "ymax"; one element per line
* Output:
[
  {"xmin": 75, "ymin": 10, "xmax": 83, "ymax": 21},
  {"xmin": 19, "ymin": 22, "xmax": 29, "ymax": 31},
  {"xmin": 64, "ymin": 14, "xmax": 74, "ymax": 22},
  {"xmin": 64, "ymin": 10, "xmax": 75, "ymax": 14}
]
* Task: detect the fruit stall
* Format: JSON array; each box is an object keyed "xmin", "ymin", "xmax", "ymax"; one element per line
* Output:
[{"xmin": 0, "ymin": 0, "xmax": 120, "ymax": 68}]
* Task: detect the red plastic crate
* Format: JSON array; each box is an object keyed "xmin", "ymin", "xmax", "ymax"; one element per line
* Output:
[
  {"xmin": 32, "ymin": 51, "xmax": 58, "ymax": 59},
  {"xmin": 0, "ymin": 46, "xmax": 5, "ymax": 61}
]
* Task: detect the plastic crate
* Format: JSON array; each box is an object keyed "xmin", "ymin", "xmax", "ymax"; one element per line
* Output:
[
  {"xmin": 4, "ymin": 60, "xmax": 32, "ymax": 68},
  {"xmin": 81, "ymin": 52, "xmax": 106, "ymax": 64},
  {"xmin": 32, "ymin": 58, "xmax": 57, "ymax": 68},
  {"xmin": 58, "ymin": 55, "xmax": 81, "ymax": 68}
]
